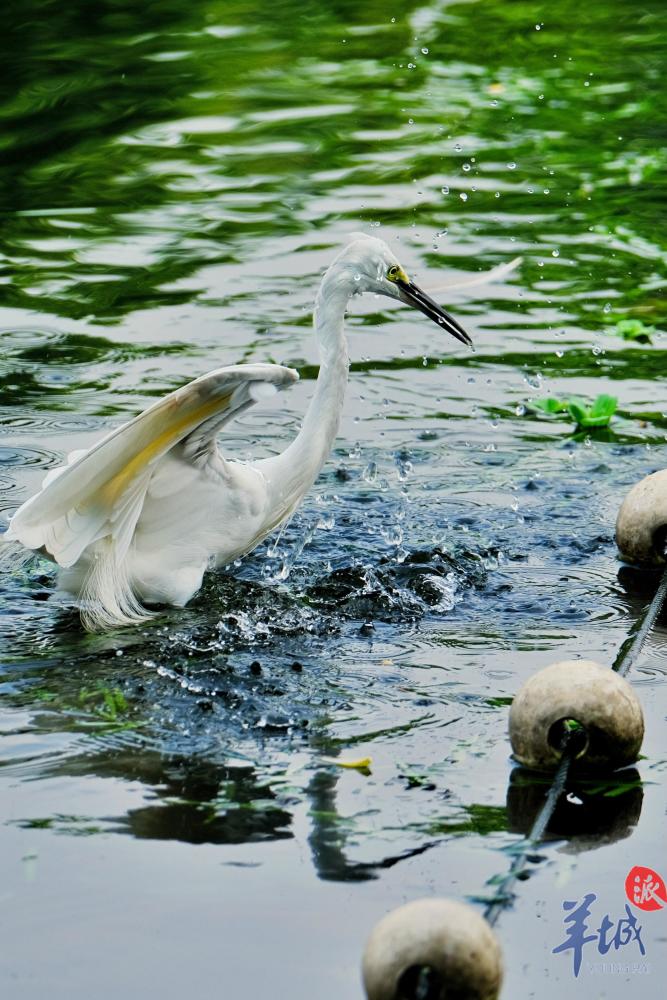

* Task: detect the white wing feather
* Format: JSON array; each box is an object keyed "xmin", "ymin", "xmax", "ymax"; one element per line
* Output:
[{"xmin": 5, "ymin": 363, "xmax": 299, "ymax": 572}]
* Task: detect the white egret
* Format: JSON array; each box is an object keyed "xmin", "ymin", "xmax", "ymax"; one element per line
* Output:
[{"xmin": 3, "ymin": 234, "xmax": 473, "ymax": 630}]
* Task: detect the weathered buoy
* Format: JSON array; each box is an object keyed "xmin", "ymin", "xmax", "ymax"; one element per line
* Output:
[
  {"xmin": 509, "ymin": 660, "xmax": 644, "ymax": 770},
  {"xmin": 362, "ymin": 898, "xmax": 503, "ymax": 1000},
  {"xmin": 616, "ymin": 470, "xmax": 667, "ymax": 565}
]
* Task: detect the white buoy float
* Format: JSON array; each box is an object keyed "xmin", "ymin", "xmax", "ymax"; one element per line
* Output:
[
  {"xmin": 616, "ymin": 469, "xmax": 667, "ymax": 565},
  {"xmin": 362, "ymin": 898, "xmax": 503, "ymax": 1000},
  {"xmin": 509, "ymin": 660, "xmax": 644, "ymax": 770}
]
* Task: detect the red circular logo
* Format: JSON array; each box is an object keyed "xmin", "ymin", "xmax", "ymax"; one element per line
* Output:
[{"xmin": 625, "ymin": 866, "xmax": 667, "ymax": 912}]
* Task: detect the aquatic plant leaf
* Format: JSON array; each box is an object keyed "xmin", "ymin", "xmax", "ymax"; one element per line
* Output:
[
  {"xmin": 565, "ymin": 399, "xmax": 588, "ymax": 425},
  {"xmin": 587, "ymin": 394, "xmax": 618, "ymax": 419},
  {"xmin": 570, "ymin": 394, "xmax": 618, "ymax": 427},
  {"xmin": 528, "ymin": 394, "xmax": 618, "ymax": 429},
  {"xmin": 530, "ymin": 397, "xmax": 569, "ymax": 414},
  {"xmin": 615, "ymin": 319, "xmax": 654, "ymax": 344}
]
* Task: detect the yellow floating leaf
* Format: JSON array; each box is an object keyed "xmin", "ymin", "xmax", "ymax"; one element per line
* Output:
[{"xmin": 321, "ymin": 756, "xmax": 372, "ymax": 772}]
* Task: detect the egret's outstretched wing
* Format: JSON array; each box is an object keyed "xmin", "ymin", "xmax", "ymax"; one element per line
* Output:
[{"xmin": 5, "ymin": 363, "xmax": 299, "ymax": 568}]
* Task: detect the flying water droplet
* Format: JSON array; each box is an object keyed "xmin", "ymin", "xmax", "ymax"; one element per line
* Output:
[
  {"xmin": 381, "ymin": 524, "xmax": 404, "ymax": 546},
  {"xmin": 362, "ymin": 461, "xmax": 378, "ymax": 483},
  {"xmin": 276, "ymin": 561, "xmax": 291, "ymax": 581},
  {"xmin": 396, "ymin": 459, "xmax": 413, "ymax": 482}
]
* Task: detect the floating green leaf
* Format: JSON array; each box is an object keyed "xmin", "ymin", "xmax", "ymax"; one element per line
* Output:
[
  {"xmin": 527, "ymin": 394, "xmax": 618, "ymax": 429},
  {"xmin": 586, "ymin": 393, "xmax": 618, "ymax": 422},
  {"xmin": 529, "ymin": 398, "xmax": 569, "ymax": 415},
  {"xmin": 614, "ymin": 319, "xmax": 655, "ymax": 344},
  {"xmin": 567, "ymin": 398, "xmax": 588, "ymax": 426}
]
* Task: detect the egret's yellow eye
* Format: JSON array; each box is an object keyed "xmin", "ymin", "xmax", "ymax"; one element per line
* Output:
[{"xmin": 387, "ymin": 265, "xmax": 401, "ymax": 282}]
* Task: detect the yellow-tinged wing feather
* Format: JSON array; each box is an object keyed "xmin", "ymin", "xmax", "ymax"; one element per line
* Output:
[{"xmin": 5, "ymin": 363, "xmax": 298, "ymax": 567}]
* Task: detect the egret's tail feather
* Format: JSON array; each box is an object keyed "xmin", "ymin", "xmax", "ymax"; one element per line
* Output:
[
  {"xmin": 2, "ymin": 532, "xmax": 152, "ymax": 631},
  {"xmin": 78, "ymin": 545, "xmax": 155, "ymax": 632}
]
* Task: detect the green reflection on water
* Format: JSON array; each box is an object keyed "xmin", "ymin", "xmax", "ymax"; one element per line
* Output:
[{"xmin": 0, "ymin": 0, "xmax": 664, "ymax": 326}]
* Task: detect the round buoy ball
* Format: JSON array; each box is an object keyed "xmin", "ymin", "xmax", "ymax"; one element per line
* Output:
[
  {"xmin": 362, "ymin": 898, "xmax": 503, "ymax": 1000},
  {"xmin": 616, "ymin": 470, "xmax": 667, "ymax": 565},
  {"xmin": 509, "ymin": 660, "xmax": 644, "ymax": 771}
]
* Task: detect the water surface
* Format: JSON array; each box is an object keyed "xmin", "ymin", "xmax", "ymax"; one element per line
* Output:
[{"xmin": 1, "ymin": 1, "xmax": 666, "ymax": 997}]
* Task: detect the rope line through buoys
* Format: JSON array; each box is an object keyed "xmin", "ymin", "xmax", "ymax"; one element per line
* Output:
[
  {"xmin": 482, "ymin": 563, "xmax": 667, "ymax": 927},
  {"xmin": 612, "ymin": 563, "xmax": 667, "ymax": 677},
  {"xmin": 483, "ymin": 746, "xmax": 573, "ymax": 929}
]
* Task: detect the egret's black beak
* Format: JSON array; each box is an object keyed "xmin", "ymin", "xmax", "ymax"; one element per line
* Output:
[{"xmin": 397, "ymin": 279, "xmax": 473, "ymax": 348}]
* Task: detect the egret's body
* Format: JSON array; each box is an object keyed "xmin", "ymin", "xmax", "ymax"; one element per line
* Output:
[{"xmin": 3, "ymin": 234, "xmax": 472, "ymax": 629}]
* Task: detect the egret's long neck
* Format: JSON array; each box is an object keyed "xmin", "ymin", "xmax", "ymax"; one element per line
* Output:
[
  {"xmin": 263, "ymin": 266, "xmax": 353, "ymax": 517},
  {"xmin": 298, "ymin": 271, "xmax": 351, "ymax": 465}
]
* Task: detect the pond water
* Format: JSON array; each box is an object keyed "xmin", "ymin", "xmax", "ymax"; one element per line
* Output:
[{"xmin": 1, "ymin": 0, "xmax": 666, "ymax": 997}]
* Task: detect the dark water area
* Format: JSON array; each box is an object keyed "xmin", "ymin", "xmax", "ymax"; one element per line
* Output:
[{"xmin": 1, "ymin": 1, "xmax": 666, "ymax": 997}]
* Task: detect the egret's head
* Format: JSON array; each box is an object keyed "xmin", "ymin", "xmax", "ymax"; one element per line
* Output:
[{"xmin": 335, "ymin": 232, "xmax": 472, "ymax": 348}]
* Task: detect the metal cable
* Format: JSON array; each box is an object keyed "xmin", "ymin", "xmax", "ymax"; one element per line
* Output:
[{"xmin": 483, "ymin": 563, "xmax": 667, "ymax": 927}]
